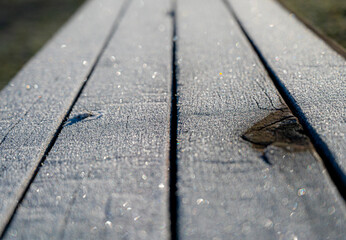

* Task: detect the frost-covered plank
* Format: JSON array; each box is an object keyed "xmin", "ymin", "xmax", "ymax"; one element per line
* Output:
[
  {"xmin": 4, "ymin": 0, "xmax": 172, "ymax": 239},
  {"xmin": 0, "ymin": 0, "xmax": 126, "ymax": 234},
  {"xmin": 226, "ymin": 0, "xmax": 346, "ymax": 180},
  {"xmin": 176, "ymin": 0, "xmax": 346, "ymax": 239}
]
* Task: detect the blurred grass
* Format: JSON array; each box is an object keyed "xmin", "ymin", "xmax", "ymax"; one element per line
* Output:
[
  {"xmin": 0, "ymin": 0, "xmax": 85, "ymax": 90},
  {"xmin": 278, "ymin": 0, "xmax": 346, "ymax": 49},
  {"xmin": 0, "ymin": 0, "xmax": 345, "ymax": 90}
]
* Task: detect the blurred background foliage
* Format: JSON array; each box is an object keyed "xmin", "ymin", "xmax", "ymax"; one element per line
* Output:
[
  {"xmin": 0, "ymin": 0, "xmax": 85, "ymax": 90},
  {"xmin": 0, "ymin": 0, "xmax": 345, "ymax": 90},
  {"xmin": 278, "ymin": 0, "xmax": 346, "ymax": 49}
]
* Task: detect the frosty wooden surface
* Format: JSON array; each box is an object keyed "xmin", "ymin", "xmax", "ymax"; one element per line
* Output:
[
  {"xmin": 0, "ymin": 0, "xmax": 345, "ymax": 239},
  {"xmin": 0, "ymin": 0, "xmax": 126, "ymax": 234},
  {"xmin": 175, "ymin": 0, "xmax": 345, "ymax": 239},
  {"xmin": 227, "ymin": 0, "xmax": 346, "ymax": 182},
  {"xmin": 2, "ymin": 0, "xmax": 172, "ymax": 239}
]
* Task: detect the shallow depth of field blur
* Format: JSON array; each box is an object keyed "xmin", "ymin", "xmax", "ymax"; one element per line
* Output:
[
  {"xmin": 278, "ymin": 0, "xmax": 346, "ymax": 48},
  {"xmin": 0, "ymin": 0, "xmax": 345, "ymax": 90},
  {"xmin": 0, "ymin": 0, "xmax": 85, "ymax": 90}
]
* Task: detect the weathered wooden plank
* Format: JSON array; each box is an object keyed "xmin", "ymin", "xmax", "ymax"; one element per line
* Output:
[
  {"xmin": 226, "ymin": 0, "xmax": 346, "ymax": 179},
  {"xmin": 0, "ymin": 0, "xmax": 127, "ymax": 234},
  {"xmin": 3, "ymin": 0, "xmax": 172, "ymax": 239},
  {"xmin": 176, "ymin": 0, "xmax": 346, "ymax": 239}
]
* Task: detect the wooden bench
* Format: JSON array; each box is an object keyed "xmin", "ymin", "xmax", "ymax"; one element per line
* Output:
[{"xmin": 0, "ymin": 0, "xmax": 345, "ymax": 239}]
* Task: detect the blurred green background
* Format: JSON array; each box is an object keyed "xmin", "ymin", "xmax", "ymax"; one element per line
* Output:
[
  {"xmin": 0, "ymin": 0, "xmax": 85, "ymax": 90},
  {"xmin": 278, "ymin": 0, "xmax": 346, "ymax": 49},
  {"xmin": 0, "ymin": 0, "xmax": 345, "ymax": 90}
]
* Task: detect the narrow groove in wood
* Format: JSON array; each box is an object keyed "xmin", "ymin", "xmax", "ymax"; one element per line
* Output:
[
  {"xmin": 222, "ymin": 0, "xmax": 346, "ymax": 200},
  {"xmin": 0, "ymin": 0, "xmax": 132, "ymax": 238},
  {"xmin": 169, "ymin": 0, "xmax": 179, "ymax": 239}
]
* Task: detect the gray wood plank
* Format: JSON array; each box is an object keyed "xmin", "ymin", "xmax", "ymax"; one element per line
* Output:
[
  {"xmin": 176, "ymin": 0, "xmax": 346, "ymax": 239},
  {"xmin": 226, "ymin": 0, "xmax": 346, "ymax": 179},
  {"xmin": 3, "ymin": 0, "xmax": 172, "ymax": 239},
  {"xmin": 0, "ymin": 0, "xmax": 127, "ymax": 233}
]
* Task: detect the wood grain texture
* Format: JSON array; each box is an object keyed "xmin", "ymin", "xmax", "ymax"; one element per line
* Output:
[
  {"xmin": 226, "ymin": 0, "xmax": 346, "ymax": 178},
  {"xmin": 0, "ymin": 0, "xmax": 126, "ymax": 234},
  {"xmin": 3, "ymin": 0, "xmax": 172, "ymax": 239},
  {"xmin": 176, "ymin": 0, "xmax": 346, "ymax": 239}
]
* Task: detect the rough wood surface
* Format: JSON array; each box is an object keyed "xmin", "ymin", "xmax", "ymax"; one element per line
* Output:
[
  {"xmin": 0, "ymin": 0, "xmax": 126, "ymax": 234},
  {"xmin": 176, "ymin": 0, "xmax": 346, "ymax": 239},
  {"xmin": 1, "ymin": 0, "xmax": 345, "ymax": 238},
  {"xmin": 3, "ymin": 0, "xmax": 172, "ymax": 239},
  {"xmin": 226, "ymin": 0, "xmax": 346, "ymax": 178}
]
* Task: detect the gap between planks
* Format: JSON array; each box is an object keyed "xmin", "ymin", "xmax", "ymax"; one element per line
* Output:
[
  {"xmin": 222, "ymin": 0, "xmax": 346, "ymax": 200},
  {"xmin": 169, "ymin": 0, "xmax": 179, "ymax": 239},
  {"xmin": 0, "ymin": 0, "xmax": 132, "ymax": 238},
  {"xmin": 1, "ymin": 0, "xmax": 343, "ymax": 239}
]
